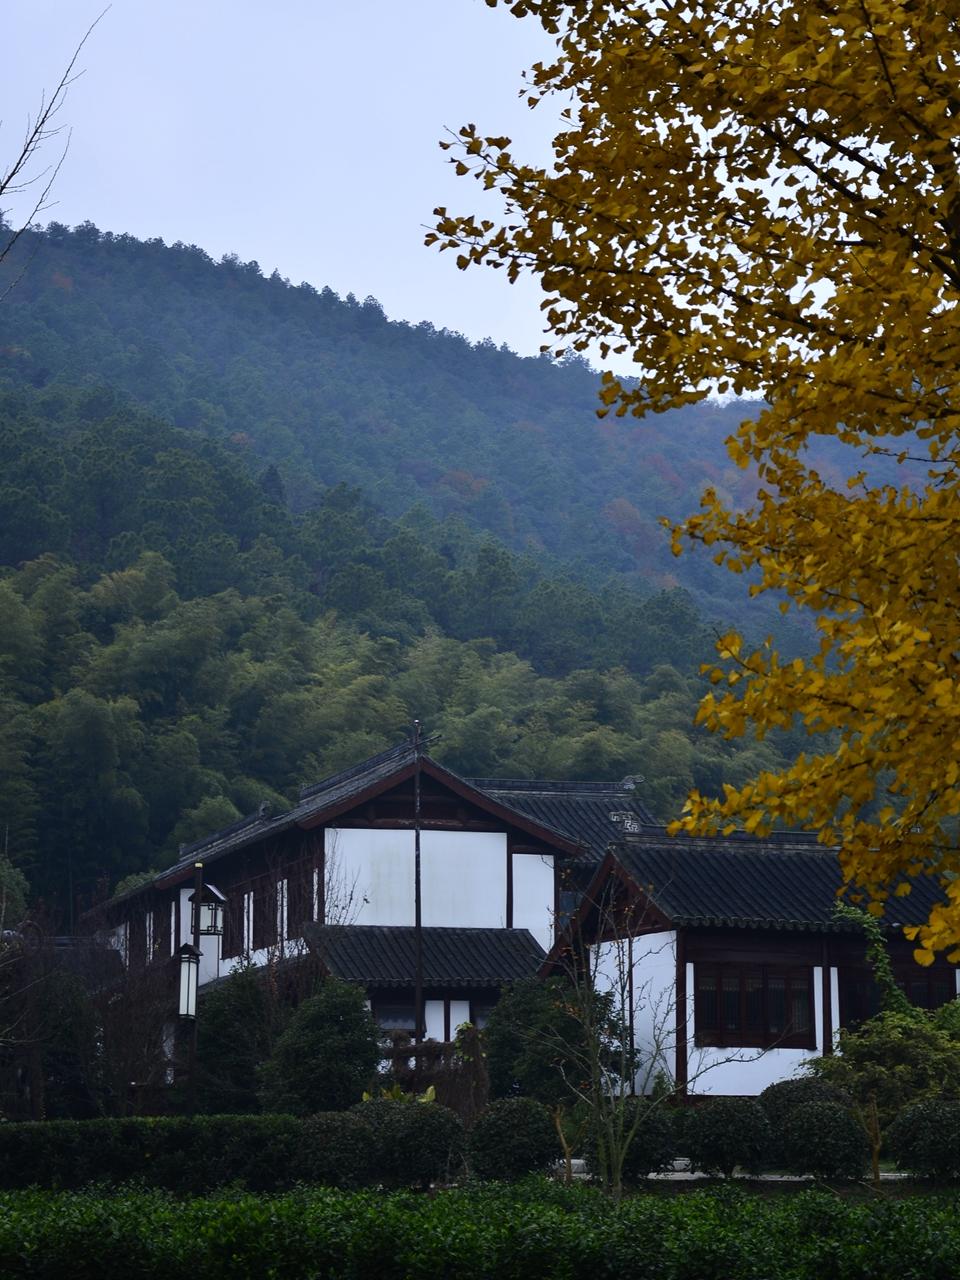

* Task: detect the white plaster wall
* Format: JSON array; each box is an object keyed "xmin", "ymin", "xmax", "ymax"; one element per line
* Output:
[
  {"xmin": 330, "ymin": 828, "xmax": 416, "ymax": 925},
  {"xmin": 831, "ymin": 966, "xmax": 841, "ymax": 1048},
  {"xmin": 424, "ymin": 999, "xmax": 445, "ymax": 1041},
  {"xmin": 330, "ymin": 828, "xmax": 509, "ymax": 929},
  {"xmin": 591, "ymin": 932, "xmax": 678, "ymax": 1094},
  {"xmin": 511, "ymin": 853, "xmax": 555, "ymax": 951},
  {"xmin": 421, "ymin": 831, "xmax": 507, "ymax": 928},
  {"xmin": 631, "ymin": 931, "xmax": 679, "ymax": 1093},
  {"xmin": 686, "ymin": 961, "xmax": 824, "ymax": 1096},
  {"xmin": 450, "ymin": 998, "xmax": 471, "ymax": 1035}
]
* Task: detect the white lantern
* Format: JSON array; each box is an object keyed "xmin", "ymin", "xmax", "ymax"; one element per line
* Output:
[
  {"xmin": 178, "ymin": 943, "xmax": 200, "ymax": 1019},
  {"xmin": 190, "ymin": 883, "xmax": 226, "ymax": 936}
]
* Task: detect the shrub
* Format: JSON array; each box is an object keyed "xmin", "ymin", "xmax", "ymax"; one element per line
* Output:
[
  {"xmin": 781, "ymin": 1101, "xmax": 868, "ymax": 1180},
  {"xmin": 758, "ymin": 1077, "xmax": 853, "ymax": 1163},
  {"xmin": 0, "ymin": 1114, "xmax": 302, "ymax": 1193},
  {"xmin": 686, "ymin": 1098, "xmax": 771, "ymax": 1176},
  {"xmin": 259, "ymin": 979, "xmax": 379, "ymax": 1114},
  {"xmin": 468, "ymin": 1097, "xmax": 559, "ymax": 1181},
  {"xmin": 353, "ymin": 1100, "xmax": 465, "ymax": 1187},
  {"xmin": 584, "ymin": 1098, "xmax": 676, "ymax": 1185},
  {"xmin": 759, "ymin": 1077, "xmax": 853, "ymax": 1133},
  {"xmin": 808, "ymin": 1011, "xmax": 960, "ymax": 1131},
  {"xmin": 295, "ymin": 1111, "xmax": 377, "ymax": 1188},
  {"xmin": 888, "ymin": 1099, "xmax": 960, "ymax": 1180}
]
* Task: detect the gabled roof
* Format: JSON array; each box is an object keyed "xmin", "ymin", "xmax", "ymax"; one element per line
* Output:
[
  {"xmin": 471, "ymin": 777, "xmax": 657, "ymax": 862},
  {"xmin": 602, "ymin": 828, "xmax": 950, "ymax": 933},
  {"xmin": 142, "ymin": 742, "xmax": 579, "ymax": 892},
  {"xmin": 303, "ymin": 924, "xmax": 545, "ymax": 988}
]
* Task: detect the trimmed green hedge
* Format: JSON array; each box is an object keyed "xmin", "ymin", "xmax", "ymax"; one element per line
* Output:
[
  {"xmin": 1, "ymin": 1183, "xmax": 960, "ymax": 1279},
  {"xmin": 781, "ymin": 1101, "xmax": 868, "ymax": 1180},
  {"xmin": 686, "ymin": 1098, "xmax": 772, "ymax": 1176},
  {"xmin": 0, "ymin": 1109, "xmax": 460, "ymax": 1193},
  {"xmin": 889, "ymin": 1100, "xmax": 960, "ymax": 1180},
  {"xmin": 351, "ymin": 1100, "xmax": 465, "ymax": 1188},
  {"xmin": 468, "ymin": 1097, "xmax": 558, "ymax": 1180}
]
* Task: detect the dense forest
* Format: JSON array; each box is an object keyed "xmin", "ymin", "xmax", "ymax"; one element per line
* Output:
[
  {"xmin": 0, "ymin": 223, "xmax": 818, "ymax": 919},
  {"xmin": 0, "ymin": 217, "xmax": 821, "ymax": 625}
]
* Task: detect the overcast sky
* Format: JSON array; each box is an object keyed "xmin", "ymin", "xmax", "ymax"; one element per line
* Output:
[{"xmin": 5, "ymin": 1, "xmax": 564, "ymax": 355}]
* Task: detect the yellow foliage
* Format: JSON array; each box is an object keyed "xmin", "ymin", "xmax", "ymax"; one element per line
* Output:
[{"xmin": 431, "ymin": 0, "xmax": 960, "ymax": 961}]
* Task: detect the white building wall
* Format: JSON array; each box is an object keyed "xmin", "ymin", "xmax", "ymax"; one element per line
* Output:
[
  {"xmin": 421, "ymin": 831, "xmax": 507, "ymax": 928},
  {"xmin": 449, "ymin": 998, "xmax": 471, "ymax": 1035},
  {"xmin": 831, "ymin": 966, "xmax": 841, "ymax": 1048},
  {"xmin": 330, "ymin": 828, "xmax": 416, "ymax": 925},
  {"xmin": 424, "ymin": 999, "xmax": 445, "ymax": 1041},
  {"xmin": 329, "ymin": 828, "xmax": 509, "ymax": 929},
  {"xmin": 686, "ymin": 960, "xmax": 824, "ymax": 1096},
  {"xmin": 591, "ymin": 931, "xmax": 678, "ymax": 1094},
  {"xmin": 630, "ymin": 931, "xmax": 679, "ymax": 1093},
  {"xmin": 511, "ymin": 853, "xmax": 555, "ymax": 951}
]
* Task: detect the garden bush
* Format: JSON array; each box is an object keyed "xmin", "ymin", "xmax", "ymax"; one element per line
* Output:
[
  {"xmin": 468, "ymin": 1097, "xmax": 558, "ymax": 1181},
  {"xmin": 758, "ymin": 1077, "xmax": 853, "ymax": 1134},
  {"xmin": 758, "ymin": 1077, "xmax": 854, "ymax": 1163},
  {"xmin": 296, "ymin": 1111, "xmax": 377, "ymax": 1188},
  {"xmin": 352, "ymin": 1100, "xmax": 464, "ymax": 1187},
  {"xmin": 0, "ymin": 1114, "xmax": 302, "ymax": 1192},
  {"xmin": 780, "ymin": 1101, "xmax": 868, "ymax": 1180},
  {"xmin": 583, "ymin": 1099, "xmax": 676, "ymax": 1184},
  {"xmin": 685, "ymin": 1098, "xmax": 771, "ymax": 1176},
  {"xmin": 888, "ymin": 1099, "xmax": 960, "ymax": 1179}
]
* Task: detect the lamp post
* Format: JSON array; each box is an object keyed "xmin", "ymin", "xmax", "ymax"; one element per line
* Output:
[
  {"xmin": 177, "ymin": 861, "xmax": 226, "ymax": 1109},
  {"xmin": 413, "ymin": 721, "xmax": 424, "ymax": 1052}
]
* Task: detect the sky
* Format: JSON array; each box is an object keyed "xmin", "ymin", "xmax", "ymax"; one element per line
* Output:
[{"xmin": 5, "ymin": 1, "xmax": 564, "ymax": 355}]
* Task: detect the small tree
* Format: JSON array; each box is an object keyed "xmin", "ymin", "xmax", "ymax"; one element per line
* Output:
[
  {"xmin": 806, "ymin": 905, "xmax": 960, "ymax": 1184},
  {"xmin": 807, "ymin": 1012, "xmax": 960, "ymax": 1184},
  {"xmin": 258, "ymin": 979, "xmax": 378, "ymax": 1114},
  {"xmin": 195, "ymin": 962, "xmax": 283, "ymax": 1114}
]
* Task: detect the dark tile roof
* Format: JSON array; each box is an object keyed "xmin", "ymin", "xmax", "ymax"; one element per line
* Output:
[
  {"xmin": 303, "ymin": 924, "xmax": 545, "ymax": 988},
  {"xmin": 611, "ymin": 829, "xmax": 949, "ymax": 932},
  {"xmin": 157, "ymin": 742, "xmax": 422, "ymax": 883},
  {"xmin": 471, "ymin": 778, "xmax": 657, "ymax": 862}
]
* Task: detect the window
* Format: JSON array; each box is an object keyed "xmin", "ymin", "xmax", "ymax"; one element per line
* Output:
[
  {"xmin": 222, "ymin": 892, "xmax": 244, "ymax": 960},
  {"xmin": 695, "ymin": 964, "xmax": 814, "ymax": 1049},
  {"xmin": 840, "ymin": 965, "xmax": 956, "ymax": 1030},
  {"xmin": 373, "ymin": 1000, "xmax": 417, "ymax": 1032},
  {"xmin": 251, "ymin": 876, "xmax": 278, "ymax": 950}
]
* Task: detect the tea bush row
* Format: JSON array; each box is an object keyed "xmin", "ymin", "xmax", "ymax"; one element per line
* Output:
[{"xmin": 2, "ymin": 1183, "xmax": 960, "ymax": 1279}]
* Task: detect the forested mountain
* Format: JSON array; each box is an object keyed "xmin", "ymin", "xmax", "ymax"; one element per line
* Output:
[
  {"xmin": 0, "ymin": 382, "xmax": 804, "ymax": 917},
  {"xmin": 0, "ymin": 218, "xmax": 782, "ymax": 620}
]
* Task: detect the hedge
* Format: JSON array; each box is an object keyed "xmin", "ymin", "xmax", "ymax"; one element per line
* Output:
[
  {"xmin": 468, "ymin": 1097, "xmax": 558, "ymax": 1181},
  {"xmin": 780, "ymin": 1101, "xmax": 868, "ymax": 1181},
  {"xmin": 0, "ymin": 1110, "xmax": 447, "ymax": 1193},
  {"xmin": 889, "ymin": 1100, "xmax": 960, "ymax": 1180},
  {"xmin": 758, "ymin": 1078, "xmax": 854, "ymax": 1164},
  {"xmin": 686, "ymin": 1098, "xmax": 772, "ymax": 1176},
  {"xmin": 2, "ymin": 1183, "xmax": 960, "ymax": 1279},
  {"xmin": 351, "ymin": 1100, "xmax": 465, "ymax": 1188}
]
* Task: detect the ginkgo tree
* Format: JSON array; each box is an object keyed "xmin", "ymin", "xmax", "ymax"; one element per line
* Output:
[{"xmin": 428, "ymin": 0, "xmax": 960, "ymax": 962}]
